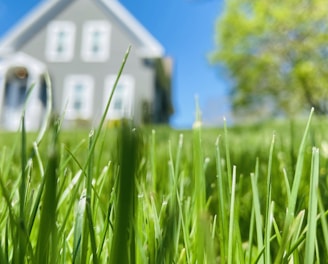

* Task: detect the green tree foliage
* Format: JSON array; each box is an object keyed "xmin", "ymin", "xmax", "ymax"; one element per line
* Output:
[{"xmin": 212, "ymin": 0, "xmax": 328, "ymax": 117}]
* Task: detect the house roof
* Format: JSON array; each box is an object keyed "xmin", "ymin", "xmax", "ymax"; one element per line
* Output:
[{"xmin": 0, "ymin": 0, "xmax": 164, "ymax": 58}]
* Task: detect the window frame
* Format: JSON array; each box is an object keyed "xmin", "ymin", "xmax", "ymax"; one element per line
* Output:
[
  {"xmin": 63, "ymin": 75, "xmax": 94, "ymax": 120},
  {"xmin": 45, "ymin": 21, "xmax": 76, "ymax": 62},
  {"xmin": 104, "ymin": 75, "xmax": 134, "ymax": 120},
  {"xmin": 81, "ymin": 20, "xmax": 111, "ymax": 62}
]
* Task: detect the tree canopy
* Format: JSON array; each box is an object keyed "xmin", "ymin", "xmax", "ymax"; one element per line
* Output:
[{"xmin": 212, "ymin": 0, "xmax": 328, "ymax": 118}]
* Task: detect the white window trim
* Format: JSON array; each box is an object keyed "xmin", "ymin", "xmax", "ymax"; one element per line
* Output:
[
  {"xmin": 81, "ymin": 20, "xmax": 111, "ymax": 62},
  {"xmin": 104, "ymin": 75, "xmax": 134, "ymax": 120},
  {"xmin": 46, "ymin": 21, "xmax": 76, "ymax": 62},
  {"xmin": 63, "ymin": 75, "xmax": 94, "ymax": 120}
]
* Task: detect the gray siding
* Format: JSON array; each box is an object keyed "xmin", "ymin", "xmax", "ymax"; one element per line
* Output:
[{"xmin": 19, "ymin": 0, "xmax": 155, "ymax": 125}]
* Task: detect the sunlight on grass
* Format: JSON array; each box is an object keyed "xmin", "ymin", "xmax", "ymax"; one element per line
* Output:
[{"xmin": 0, "ymin": 49, "xmax": 327, "ymax": 263}]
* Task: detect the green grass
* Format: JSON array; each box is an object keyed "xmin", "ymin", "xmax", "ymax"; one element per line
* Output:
[
  {"xmin": 0, "ymin": 111, "xmax": 328, "ymax": 263},
  {"xmin": 0, "ymin": 49, "xmax": 328, "ymax": 263}
]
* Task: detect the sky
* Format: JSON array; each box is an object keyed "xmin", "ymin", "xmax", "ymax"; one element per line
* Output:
[{"xmin": 0, "ymin": 0, "xmax": 229, "ymax": 128}]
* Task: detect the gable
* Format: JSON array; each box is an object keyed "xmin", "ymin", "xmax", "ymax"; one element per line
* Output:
[{"xmin": 0, "ymin": 0, "xmax": 164, "ymax": 58}]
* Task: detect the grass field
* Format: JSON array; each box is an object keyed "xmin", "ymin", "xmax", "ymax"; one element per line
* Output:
[
  {"xmin": 0, "ymin": 49, "xmax": 327, "ymax": 263},
  {"xmin": 0, "ymin": 108, "xmax": 327, "ymax": 263}
]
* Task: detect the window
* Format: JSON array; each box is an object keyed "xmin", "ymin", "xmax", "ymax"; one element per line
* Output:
[
  {"xmin": 63, "ymin": 75, "xmax": 94, "ymax": 119},
  {"xmin": 104, "ymin": 75, "xmax": 134, "ymax": 120},
  {"xmin": 81, "ymin": 21, "xmax": 111, "ymax": 62},
  {"xmin": 46, "ymin": 21, "xmax": 75, "ymax": 62}
]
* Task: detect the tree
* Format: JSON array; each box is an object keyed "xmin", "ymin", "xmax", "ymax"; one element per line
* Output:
[{"xmin": 212, "ymin": 0, "xmax": 328, "ymax": 118}]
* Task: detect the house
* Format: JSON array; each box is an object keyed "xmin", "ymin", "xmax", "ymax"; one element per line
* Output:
[{"xmin": 0, "ymin": 0, "xmax": 173, "ymax": 130}]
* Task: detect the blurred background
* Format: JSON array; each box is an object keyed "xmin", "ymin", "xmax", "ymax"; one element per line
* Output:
[
  {"xmin": 0, "ymin": 0, "xmax": 228, "ymax": 128},
  {"xmin": 0, "ymin": 0, "xmax": 325, "ymax": 128}
]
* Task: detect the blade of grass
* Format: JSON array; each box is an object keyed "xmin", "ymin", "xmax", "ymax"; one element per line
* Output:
[
  {"xmin": 176, "ymin": 174, "xmax": 191, "ymax": 263},
  {"xmin": 73, "ymin": 190, "xmax": 86, "ymax": 264},
  {"xmin": 246, "ymin": 207, "xmax": 255, "ymax": 264},
  {"xmin": 223, "ymin": 117, "xmax": 232, "ymax": 190},
  {"xmin": 304, "ymin": 147, "xmax": 319, "ymax": 263},
  {"xmin": 318, "ymin": 189, "xmax": 328, "ymax": 254},
  {"xmin": 35, "ymin": 72, "xmax": 53, "ymax": 146},
  {"xmin": 109, "ymin": 122, "xmax": 139, "ymax": 264},
  {"xmin": 97, "ymin": 200, "xmax": 112, "ymax": 260},
  {"xmin": 18, "ymin": 97, "xmax": 28, "ymax": 263},
  {"xmin": 27, "ymin": 142, "xmax": 46, "ymax": 234},
  {"xmin": 272, "ymin": 217, "xmax": 282, "ymax": 246},
  {"xmin": 265, "ymin": 201, "xmax": 275, "ymax": 264},
  {"xmin": 282, "ymin": 168, "xmax": 291, "ymax": 204},
  {"xmin": 83, "ymin": 46, "xmax": 131, "ymax": 174},
  {"xmin": 60, "ymin": 233, "xmax": 67, "ymax": 264},
  {"xmin": 157, "ymin": 159, "xmax": 177, "ymax": 262},
  {"xmin": 85, "ymin": 130, "xmax": 98, "ymax": 264},
  {"xmin": 96, "ymin": 164, "xmax": 114, "ymax": 259},
  {"xmin": 151, "ymin": 129, "xmax": 157, "ymax": 192},
  {"xmin": 250, "ymin": 159, "xmax": 264, "ymax": 264},
  {"xmin": 215, "ymin": 136, "xmax": 228, "ymax": 263},
  {"xmin": 234, "ymin": 173, "xmax": 244, "ymax": 264},
  {"xmin": 157, "ymin": 133, "xmax": 182, "ymax": 262},
  {"xmin": 192, "ymin": 97, "xmax": 207, "ymax": 263},
  {"xmin": 264, "ymin": 133, "xmax": 275, "ymax": 264},
  {"xmin": 274, "ymin": 108, "xmax": 314, "ymax": 264},
  {"xmin": 284, "ymin": 210, "xmax": 305, "ymax": 260},
  {"xmin": 228, "ymin": 165, "xmax": 237, "ymax": 264},
  {"xmin": 193, "ymin": 96, "xmax": 206, "ymax": 212},
  {"xmin": 35, "ymin": 119, "xmax": 59, "ymax": 264},
  {"xmin": 174, "ymin": 134, "xmax": 184, "ymax": 255}
]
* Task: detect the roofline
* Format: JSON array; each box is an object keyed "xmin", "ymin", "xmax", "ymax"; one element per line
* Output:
[
  {"xmin": 98, "ymin": 0, "xmax": 164, "ymax": 57},
  {"xmin": 0, "ymin": 0, "xmax": 70, "ymax": 56},
  {"xmin": 0, "ymin": 0, "xmax": 165, "ymax": 58}
]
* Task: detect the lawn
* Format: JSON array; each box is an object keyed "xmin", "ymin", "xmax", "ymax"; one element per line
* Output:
[
  {"xmin": 0, "ymin": 49, "xmax": 327, "ymax": 263},
  {"xmin": 0, "ymin": 108, "xmax": 327, "ymax": 263}
]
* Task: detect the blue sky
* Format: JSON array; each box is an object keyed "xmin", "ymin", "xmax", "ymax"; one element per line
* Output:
[{"xmin": 0, "ymin": 0, "xmax": 228, "ymax": 128}]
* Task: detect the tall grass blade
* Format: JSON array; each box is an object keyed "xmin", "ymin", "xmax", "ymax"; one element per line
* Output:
[
  {"xmin": 228, "ymin": 165, "xmax": 237, "ymax": 264},
  {"xmin": 246, "ymin": 207, "xmax": 255, "ymax": 264},
  {"xmin": 35, "ymin": 72, "xmax": 53, "ymax": 146},
  {"xmin": 157, "ymin": 159, "xmax": 177, "ymax": 262},
  {"xmin": 80, "ymin": 130, "xmax": 98, "ymax": 264},
  {"xmin": 282, "ymin": 168, "xmax": 291, "ymax": 203},
  {"xmin": 264, "ymin": 201, "xmax": 274, "ymax": 264},
  {"xmin": 84, "ymin": 46, "xmax": 131, "ymax": 172},
  {"xmin": 17, "ymin": 100, "xmax": 28, "ymax": 263},
  {"xmin": 97, "ymin": 199, "xmax": 112, "ymax": 259},
  {"xmin": 264, "ymin": 133, "xmax": 275, "ymax": 264},
  {"xmin": 250, "ymin": 159, "xmax": 263, "ymax": 264},
  {"xmin": 289, "ymin": 108, "xmax": 314, "ymax": 216},
  {"xmin": 158, "ymin": 133, "xmax": 183, "ymax": 262},
  {"xmin": 192, "ymin": 97, "xmax": 207, "ymax": 263},
  {"xmin": 274, "ymin": 108, "xmax": 314, "ymax": 264},
  {"xmin": 35, "ymin": 118, "xmax": 59, "ymax": 264},
  {"xmin": 318, "ymin": 190, "xmax": 328, "ymax": 254},
  {"xmin": 177, "ymin": 175, "xmax": 191, "ymax": 263},
  {"xmin": 193, "ymin": 96, "xmax": 206, "ymax": 212},
  {"xmin": 27, "ymin": 168, "xmax": 46, "ymax": 235},
  {"xmin": 60, "ymin": 233, "xmax": 67, "ymax": 264},
  {"xmin": 285, "ymin": 209, "xmax": 305, "ymax": 260},
  {"xmin": 109, "ymin": 122, "xmax": 139, "ymax": 264},
  {"xmin": 151, "ymin": 129, "xmax": 157, "ymax": 192},
  {"xmin": 215, "ymin": 136, "xmax": 228, "ymax": 263},
  {"xmin": 304, "ymin": 147, "xmax": 319, "ymax": 263},
  {"xmin": 17, "ymin": 84, "xmax": 37, "ymax": 262},
  {"xmin": 73, "ymin": 190, "xmax": 86, "ymax": 264},
  {"xmin": 233, "ymin": 173, "xmax": 244, "ymax": 264},
  {"xmin": 223, "ymin": 117, "xmax": 232, "ymax": 190}
]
